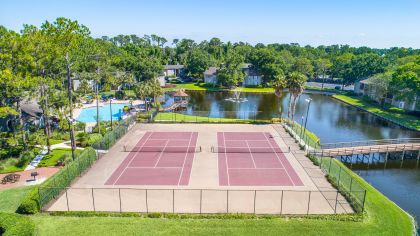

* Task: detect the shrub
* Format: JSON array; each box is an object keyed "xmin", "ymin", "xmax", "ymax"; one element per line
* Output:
[
  {"xmin": 57, "ymin": 154, "xmax": 72, "ymax": 166},
  {"xmin": 76, "ymin": 132, "xmax": 89, "ymax": 147},
  {"xmin": 75, "ymin": 122, "xmax": 86, "ymax": 132},
  {"xmin": 16, "ymin": 151, "xmax": 35, "ymax": 168},
  {"xmin": 16, "ymin": 188, "xmax": 39, "ymax": 214},
  {"xmin": 115, "ymin": 90, "xmax": 125, "ymax": 99},
  {"xmin": 0, "ymin": 212, "xmax": 35, "ymax": 236},
  {"xmin": 87, "ymin": 133, "xmax": 102, "ymax": 146}
]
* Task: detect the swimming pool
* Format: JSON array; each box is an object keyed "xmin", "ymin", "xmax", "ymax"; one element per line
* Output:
[{"xmin": 76, "ymin": 103, "xmax": 129, "ymax": 123}]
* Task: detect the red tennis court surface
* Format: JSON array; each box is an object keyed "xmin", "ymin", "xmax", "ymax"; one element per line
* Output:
[
  {"xmin": 217, "ymin": 132, "xmax": 303, "ymax": 186},
  {"xmin": 106, "ymin": 132, "xmax": 198, "ymax": 186}
]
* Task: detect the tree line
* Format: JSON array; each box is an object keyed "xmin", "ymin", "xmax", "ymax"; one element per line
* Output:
[{"xmin": 1, "ymin": 17, "xmax": 419, "ymax": 162}]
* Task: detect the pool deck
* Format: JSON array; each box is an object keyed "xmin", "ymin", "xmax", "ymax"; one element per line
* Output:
[{"xmin": 73, "ymin": 99, "xmax": 144, "ymax": 128}]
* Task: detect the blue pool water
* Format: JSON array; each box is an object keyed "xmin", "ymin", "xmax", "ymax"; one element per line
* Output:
[{"xmin": 76, "ymin": 103, "xmax": 129, "ymax": 123}]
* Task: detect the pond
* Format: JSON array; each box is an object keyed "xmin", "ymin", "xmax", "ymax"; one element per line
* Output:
[
  {"xmin": 164, "ymin": 90, "xmax": 420, "ymax": 225},
  {"xmin": 164, "ymin": 91, "xmax": 419, "ymax": 142}
]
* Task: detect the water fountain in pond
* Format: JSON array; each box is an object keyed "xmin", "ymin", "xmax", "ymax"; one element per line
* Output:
[{"xmin": 224, "ymin": 91, "xmax": 248, "ymax": 103}]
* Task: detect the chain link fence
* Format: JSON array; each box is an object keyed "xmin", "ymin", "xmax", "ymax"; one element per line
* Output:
[
  {"xmin": 42, "ymin": 188, "xmax": 361, "ymax": 215},
  {"xmin": 153, "ymin": 111, "xmax": 274, "ymax": 123}
]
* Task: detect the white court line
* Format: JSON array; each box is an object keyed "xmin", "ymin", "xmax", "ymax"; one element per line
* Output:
[
  {"xmin": 228, "ymin": 167, "xmax": 285, "ymax": 170},
  {"xmin": 113, "ymin": 132, "xmax": 152, "ymax": 185},
  {"xmin": 126, "ymin": 166, "xmax": 181, "ymax": 169},
  {"xmin": 245, "ymin": 140, "xmax": 257, "ymax": 168},
  {"xmin": 153, "ymin": 140, "xmax": 169, "ymax": 168},
  {"xmin": 263, "ymin": 132, "xmax": 295, "ymax": 186},
  {"xmin": 177, "ymin": 132, "xmax": 193, "ymax": 186},
  {"xmin": 223, "ymin": 132, "xmax": 230, "ymax": 186}
]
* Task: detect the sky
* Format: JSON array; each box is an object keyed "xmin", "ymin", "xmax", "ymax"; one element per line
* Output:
[{"xmin": 1, "ymin": 0, "xmax": 420, "ymax": 48}]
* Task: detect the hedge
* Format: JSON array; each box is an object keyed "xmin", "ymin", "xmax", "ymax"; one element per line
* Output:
[
  {"xmin": 0, "ymin": 212, "xmax": 34, "ymax": 236},
  {"xmin": 17, "ymin": 147, "xmax": 97, "ymax": 214},
  {"xmin": 92, "ymin": 115, "xmax": 135, "ymax": 150}
]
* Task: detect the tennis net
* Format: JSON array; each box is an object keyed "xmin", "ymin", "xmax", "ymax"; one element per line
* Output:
[
  {"xmin": 123, "ymin": 145, "xmax": 202, "ymax": 153},
  {"xmin": 211, "ymin": 146, "xmax": 285, "ymax": 153}
]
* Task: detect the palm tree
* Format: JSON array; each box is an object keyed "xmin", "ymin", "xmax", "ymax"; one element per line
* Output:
[
  {"xmin": 272, "ymin": 72, "xmax": 286, "ymax": 118},
  {"xmin": 286, "ymin": 72, "xmax": 307, "ymax": 122}
]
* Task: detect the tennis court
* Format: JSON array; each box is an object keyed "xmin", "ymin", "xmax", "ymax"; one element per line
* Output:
[
  {"xmin": 105, "ymin": 131, "xmax": 198, "ymax": 186},
  {"xmin": 216, "ymin": 132, "xmax": 303, "ymax": 186},
  {"xmin": 45, "ymin": 124, "xmax": 355, "ymax": 214}
]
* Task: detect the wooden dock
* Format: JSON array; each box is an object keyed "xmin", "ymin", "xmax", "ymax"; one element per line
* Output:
[{"xmin": 309, "ymin": 138, "xmax": 420, "ymax": 158}]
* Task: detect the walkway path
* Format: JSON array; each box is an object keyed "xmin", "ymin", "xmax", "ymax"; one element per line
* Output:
[
  {"xmin": 24, "ymin": 142, "xmax": 84, "ymax": 171},
  {"xmin": 272, "ymin": 124, "xmax": 353, "ymax": 213},
  {"xmin": 0, "ymin": 167, "xmax": 60, "ymax": 190}
]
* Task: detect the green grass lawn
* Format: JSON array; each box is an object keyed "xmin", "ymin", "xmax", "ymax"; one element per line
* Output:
[
  {"xmin": 30, "ymin": 163, "xmax": 415, "ymax": 235},
  {"xmin": 285, "ymin": 121, "xmax": 321, "ymax": 148},
  {"xmin": 0, "ymin": 186, "xmax": 35, "ymax": 212},
  {"xmin": 154, "ymin": 112, "xmax": 270, "ymax": 123},
  {"xmin": 167, "ymin": 83, "xmax": 343, "ymax": 94},
  {"xmin": 38, "ymin": 148, "xmax": 82, "ymax": 167},
  {"xmin": 166, "ymin": 82, "xmax": 276, "ymax": 93},
  {"xmin": 333, "ymin": 94, "xmax": 420, "ymax": 131},
  {"xmin": 49, "ymin": 139, "xmax": 64, "ymax": 145}
]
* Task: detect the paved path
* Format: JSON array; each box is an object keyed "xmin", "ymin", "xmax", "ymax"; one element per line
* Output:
[
  {"xmin": 0, "ymin": 167, "xmax": 60, "ymax": 190},
  {"xmin": 25, "ymin": 142, "xmax": 84, "ymax": 171}
]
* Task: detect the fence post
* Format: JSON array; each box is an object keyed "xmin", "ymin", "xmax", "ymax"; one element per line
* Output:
[
  {"xmin": 362, "ymin": 190, "xmax": 367, "ymax": 213},
  {"xmin": 337, "ymin": 166, "xmax": 342, "ymax": 187},
  {"xmin": 65, "ymin": 188, "xmax": 69, "ymax": 211},
  {"xmin": 307, "ymin": 191, "xmax": 311, "ymax": 215},
  {"xmin": 145, "ymin": 189, "xmax": 148, "ymax": 213},
  {"xmin": 173, "ymin": 189, "xmax": 175, "ymax": 213},
  {"xmin": 119, "ymin": 188, "xmax": 122, "ymax": 213},
  {"xmin": 226, "ymin": 190, "xmax": 229, "ymax": 213},
  {"xmin": 253, "ymin": 190, "xmax": 257, "ymax": 214},
  {"xmin": 37, "ymin": 188, "xmax": 42, "ymax": 211},
  {"xmin": 334, "ymin": 191, "xmax": 339, "ymax": 213},
  {"xmin": 91, "ymin": 188, "xmax": 96, "ymax": 212},
  {"xmin": 200, "ymin": 189, "xmax": 202, "ymax": 214},
  {"xmin": 280, "ymin": 190, "xmax": 284, "ymax": 215}
]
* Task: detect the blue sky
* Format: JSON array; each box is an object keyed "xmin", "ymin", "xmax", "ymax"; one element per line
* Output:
[{"xmin": 1, "ymin": 0, "xmax": 420, "ymax": 48}]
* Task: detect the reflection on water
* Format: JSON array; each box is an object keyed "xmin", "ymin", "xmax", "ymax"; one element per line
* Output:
[
  {"xmin": 164, "ymin": 90, "xmax": 420, "ymax": 224},
  {"xmin": 164, "ymin": 91, "xmax": 420, "ymax": 142},
  {"xmin": 355, "ymin": 169, "xmax": 420, "ymax": 224}
]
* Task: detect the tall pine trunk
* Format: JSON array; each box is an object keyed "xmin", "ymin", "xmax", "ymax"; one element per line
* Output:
[
  {"xmin": 291, "ymin": 94, "xmax": 298, "ymax": 123},
  {"xmin": 16, "ymin": 100, "xmax": 27, "ymax": 151},
  {"xmin": 287, "ymin": 92, "xmax": 293, "ymax": 120},
  {"xmin": 41, "ymin": 83, "xmax": 51, "ymax": 154}
]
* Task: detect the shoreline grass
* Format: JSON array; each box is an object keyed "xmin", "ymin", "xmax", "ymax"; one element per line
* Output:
[
  {"xmin": 333, "ymin": 94, "xmax": 420, "ymax": 131},
  {"xmin": 154, "ymin": 112, "xmax": 270, "ymax": 123}
]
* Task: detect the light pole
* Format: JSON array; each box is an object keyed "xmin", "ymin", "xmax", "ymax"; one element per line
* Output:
[
  {"xmin": 303, "ymin": 98, "xmax": 312, "ymax": 146},
  {"xmin": 109, "ymin": 98, "xmax": 113, "ymax": 130}
]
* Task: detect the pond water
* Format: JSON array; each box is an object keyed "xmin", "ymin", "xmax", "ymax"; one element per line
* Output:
[
  {"xmin": 164, "ymin": 91, "xmax": 419, "ymax": 142},
  {"xmin": 164, "ymin": 90, "xmax": 420, "ymax": 225}
]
